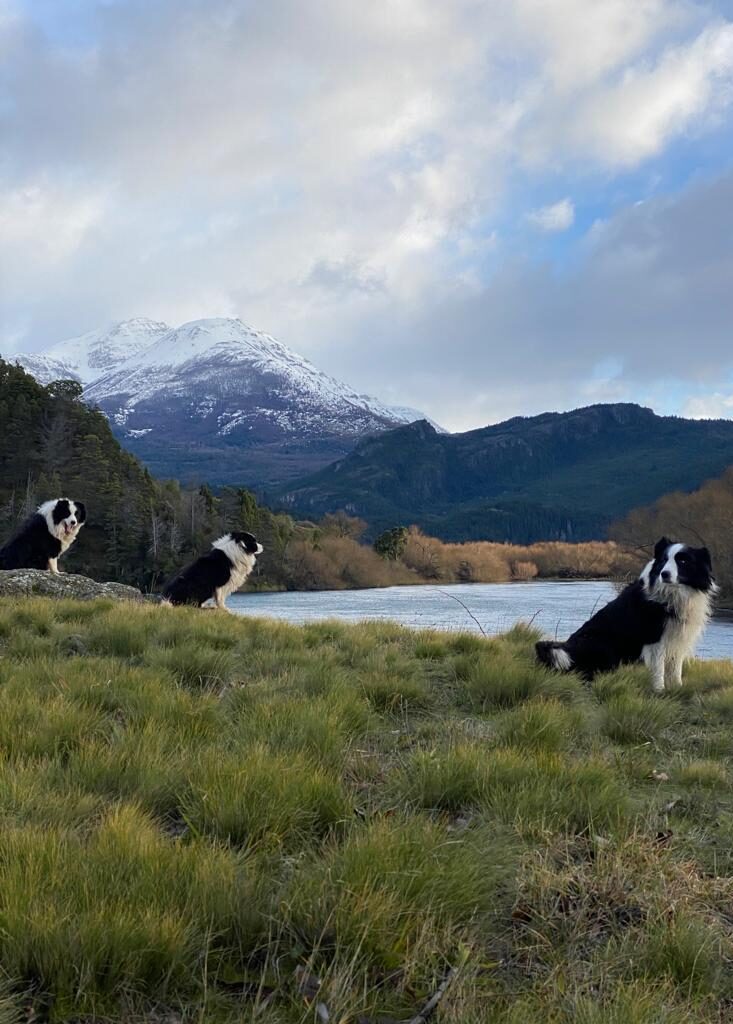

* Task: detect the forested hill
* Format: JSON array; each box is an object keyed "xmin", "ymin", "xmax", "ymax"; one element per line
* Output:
[
  {"xmin": 0, "ymin": 360, "xmax": 293, "ymax": 589},
  {"xmin": 276, "ymin": 404, "xmax": 733, "ymax": 542},
  {"xmin": 0, "ymin": 360, "xmax": 158, "ymax": 583}
]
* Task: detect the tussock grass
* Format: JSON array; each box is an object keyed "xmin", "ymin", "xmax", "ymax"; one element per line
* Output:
[
  {"xmin": 458, "ymin": 646, "xmax": 547, "ymax": 709},
  {"xmin": 702, "ymin": 684, "xmax": 733, "ymax": 719},
  {"xmin": 602, "ymin": 691, "xmax": 681, "ymax": 743},
  {"xmin": 397, "ymin": 744, "xmax": 631, "ymax": 836},
  {"xmin": 232, "ymin": 691, "xmax": 373, "ymax": 768},
  {"xmin": 281, "ymin": 815, "xmax": 517, "ymax": 974},
  {"xmin": 148, "ymin": 642, "xmax": 238, "ymax": 689},
  {"xmin": 0, "ymin": 804, "xmax": 265, "ymax": 1017},
  {"xmin": 495, "ymin": 697, "xmax": 594, "ymax": 752},
  {"xmin": 637, "ymin": 913, "xmax": 730, "ymax": 997},
  {"xmin": 675, "ymin": 759, "xmax": 729, "ymax": 789},
  {"xmin": 0, "ymin": 596, "xmax": 732, "ymax": 1022},
  {"xmin": 180, "ymin": 743, "xmax": 350, "ymax": 848}
]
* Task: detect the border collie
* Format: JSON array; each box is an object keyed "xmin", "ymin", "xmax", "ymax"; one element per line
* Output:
[
  {"xmin": 535, "ymin": 538, "xmax": 717, "ymax": 691},
  {"xmin": 0, "ymin": 498, "xmax": 86, "ymax": 574},
  {"xmin": 161, "ymin": 531, "xmax": 263, "ymax": 609}
]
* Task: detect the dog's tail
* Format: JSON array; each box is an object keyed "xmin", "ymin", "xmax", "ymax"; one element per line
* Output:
[{"xmin": 535, "ymin": 640, "xmax": 574, "ymax": 672}]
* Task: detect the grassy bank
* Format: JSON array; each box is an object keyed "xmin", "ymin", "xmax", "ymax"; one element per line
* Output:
[{"xmin": 1, "ymin": 599, "xmax": 733, "ymax": 1022}]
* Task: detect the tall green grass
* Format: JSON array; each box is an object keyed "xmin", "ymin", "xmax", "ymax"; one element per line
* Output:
[{"xmin": 0, "ymin": 598, "xmax": 731, "ymax": 1022}]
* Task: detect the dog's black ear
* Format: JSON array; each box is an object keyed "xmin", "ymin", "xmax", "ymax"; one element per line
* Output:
[
  {"xmin": 699, "ymin": 546, "xmax": 712, "ymax": 568},
  {"xmin": 75, "ymin": 501, "xmax": 86, "ymax": 523},
  {"xmin": 654, "ymin": 537, "xmax": 672, "ymax": 559}
]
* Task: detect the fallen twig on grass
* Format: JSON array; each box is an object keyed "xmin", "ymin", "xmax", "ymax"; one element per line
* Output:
[{"xmin": 406, "ymin": 966, "xmax": 458, "ymax": 1024}]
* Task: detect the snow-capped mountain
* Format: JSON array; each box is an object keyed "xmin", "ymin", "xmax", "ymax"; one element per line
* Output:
[
  {"xmin": 14, "ymin": 318, "xmax": 169, "ymax": 385},
  {"xmin": 85, "ymin": 317, "xmax": 421, "ymax": 434},
  {"xmin": 10, "ymin": 317, "xmax": 436, "ymax": 486}
]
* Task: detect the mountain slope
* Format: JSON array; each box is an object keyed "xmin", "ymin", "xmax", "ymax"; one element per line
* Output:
[
  {"xmin": 10, "ymin": 317, "xmax": 434, "ymax": 486},
  {"xmin": 276, "ymin": 404, "xmax": 733, "ymax": 542}
]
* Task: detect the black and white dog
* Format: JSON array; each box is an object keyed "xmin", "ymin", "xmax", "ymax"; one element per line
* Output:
[
  {"xmin": 162, "ymin": 531, "xmax": 263, "ymax": 609},
  {"xmin": 0, "ymin": 498, "xmax": 86, "ymax": 574},
  {"xmin": 536, "ymin": 538, "xmax": 717, "ymax": 691}
]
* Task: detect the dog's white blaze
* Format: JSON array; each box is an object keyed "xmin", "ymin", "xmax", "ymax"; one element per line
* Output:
[
  {"xmin": 37, "ymin": 498, "xmax": 83, "ymax": 554},
  {"xmin": 552, "ymin": 648, "xmax": 574, "ymax": 671},
  {"xmin": 658, "ymin": 542, "xmax": 685, "ymax": 585}
]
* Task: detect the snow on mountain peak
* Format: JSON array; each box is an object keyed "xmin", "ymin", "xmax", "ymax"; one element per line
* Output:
[
  {"xmin": 128, "ymin": 317, "xmax": 327, "ymax": 375},
  {"xmin": 85, "ymin": 317, "xmax": 423, "ymax": 429},
  {"xmin": 14, "ymin": 317, "xmax": 171, "ymax": 385}
]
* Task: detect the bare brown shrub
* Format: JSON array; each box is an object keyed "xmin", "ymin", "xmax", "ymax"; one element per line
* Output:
[
  {"xmin": 511, "ymin": 560, "xmax": 539, "ymax": 580},
  {"xmin": 402, "ymin": 528, "xmax": 450, "ymax": 580},
  {"xmin": 284, "ymin": 534, "xmax": 413, "ymax": 590},
  {"xmin": 284, "ymin": 520, "xmax": 639, "ymax": 590}
]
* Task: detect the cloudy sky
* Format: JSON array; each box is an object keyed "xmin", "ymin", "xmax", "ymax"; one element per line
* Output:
[{"xmin": 2, "ymin": 0, "xmax": 733, "ymax": 431}]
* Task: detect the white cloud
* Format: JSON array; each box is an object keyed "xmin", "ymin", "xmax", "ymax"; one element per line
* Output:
[
  {"xmin": 683, "ymin": 393, "xmax": 733, "ymax": 419},
  {"xmin": 510, "ymin": 0, "xmax": 681, "ymax": 91},
  {"xmin": 1, "ymin": 1, "xmax": 733, "ymax": 428},
  {"xmin": 527, "ymin": 198, "xmax": 575, "ymax": 232},
  {"xmin": 312, "ymin": 170, "xmax": 733, "ymax": 430},
  {"xmin": 0, "ymin": 182, "xmax": 106, "ymax": 263},
  {"xmin": 566, "ymin": 22, "xmax": 733, "ymax": 166}
]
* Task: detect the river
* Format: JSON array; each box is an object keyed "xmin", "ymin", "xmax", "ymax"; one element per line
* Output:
[{"xmin": 229, "ymin": 579, "xmax": 732, "ymax": 661}]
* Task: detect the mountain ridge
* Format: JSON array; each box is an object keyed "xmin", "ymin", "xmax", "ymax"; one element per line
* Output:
[{"xmin": 276, "ymin": 402, "xmax": 733, "ymax": 543}]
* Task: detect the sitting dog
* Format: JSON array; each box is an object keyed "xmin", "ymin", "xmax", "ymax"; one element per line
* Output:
[
  {"xmin": 536, "ymin": 538, "xmax": 717, "ymax": 690},
  {"xmin": 161, "ymin": 531, "xmax": 263, "ymax": 609},
  {"xmin": 0, "ymin": 498, "xmax": 86, "ymax": 574}
]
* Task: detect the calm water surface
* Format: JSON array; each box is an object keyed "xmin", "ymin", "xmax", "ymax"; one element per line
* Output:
[{"xmin": 229, "ymin": 580, "xmax": 732, "ymax": 661}]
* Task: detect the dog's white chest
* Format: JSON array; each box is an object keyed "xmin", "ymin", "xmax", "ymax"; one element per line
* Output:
[{"xmin": 228, "ymin": 564, "xmax": 251, "ymax": 592}]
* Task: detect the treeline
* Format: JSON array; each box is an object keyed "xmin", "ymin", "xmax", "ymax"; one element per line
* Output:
[
  {"xmin": 0, "ymin": 359, "xmax": 639, "ymax": 593},
  {"xmin": 612, "ymin": 468, "xmax": 733, "ymax": 602}
]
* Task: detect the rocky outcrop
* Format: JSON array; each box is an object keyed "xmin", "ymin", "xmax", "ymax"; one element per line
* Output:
[{"xmin": 0, "ymin": 569, "xmax": 146, "ymax": 602}]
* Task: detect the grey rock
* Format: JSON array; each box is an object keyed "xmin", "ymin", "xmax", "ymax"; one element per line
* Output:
[{"xmin": 0, "ymin": 568, "xmax": 146, "ymax": 602}]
